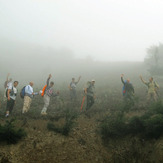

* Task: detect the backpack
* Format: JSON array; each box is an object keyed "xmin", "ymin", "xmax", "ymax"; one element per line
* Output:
[
  {"xmin": 20, "ymin": 86, "xmax": 26, "ymax": 99},
  {"xmin": 41, "ymin": 85, "xmax": 47, "ymax": 97},
  {"xmin": 122, "ymin": 80, "xmax": 127, "ymax": 96},
  {"xmin": 6, "ymin": 87, "xmax": 14, "ymax": 98}
]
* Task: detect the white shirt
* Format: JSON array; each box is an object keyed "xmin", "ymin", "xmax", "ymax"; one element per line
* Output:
[
  {"xmin": 7, "ymin": 82, "xmax": 12, "ymax": 88},
  {"xmin": 25, "ymin": 85, "xmax": 33, "ymax": 95},
  {"xmin": 8, "ymin": 85, "xmax": 17, "ymax": 100}
]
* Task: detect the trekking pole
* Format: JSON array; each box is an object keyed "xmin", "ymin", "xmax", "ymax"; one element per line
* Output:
[{"xmin": 80, "ymin": 96, "xmax": 85, "ymax": 112}]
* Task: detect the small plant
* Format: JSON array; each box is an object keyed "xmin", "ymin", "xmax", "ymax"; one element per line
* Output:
[
  {"xmin": 47, "ymin": 109, "xmax": 78, "ymax": 136},
  {"xmin": 0, "ymin": 119, "xmax": 27, "ymax": 144},
  {"xmin": 100, "ymin": 112, "xmax": 127, "ymax": 141},
  {"xmin": 128, "ymin": 116, "xmax": 145, "ymax": 135},
  {"xmin": 100, "ymin": 101, "xmax": 163, "ymax": 142},
  {"xmin": 144, "ymin": 114, "xmax": 163, "ymax": 139}
]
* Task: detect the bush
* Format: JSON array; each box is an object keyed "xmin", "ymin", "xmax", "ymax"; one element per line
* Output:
[
  {"xmin": 100, "ymin": 112, "xmax": 127, "ymax": 140},
  {"xmin": 100, "ymin": 101, "xmax": 163, "ymax": 141},
  {"xmin": 128, "ymin": 116, "xmax": 145, "ymax": 135},
  {"xmin": 0, "ymin": 119, "xmax": 27, "ymax": 144},
  {"xmin": 47, "ymin": 109, "xmax": 78, "ymax": 136},
  {"xmin": 148, "ymin": 101, "xmax": 163, "ymax": 115},
  {"xmin": 144, "ymin": 114, "xmax": 163, "ymax": 139}
]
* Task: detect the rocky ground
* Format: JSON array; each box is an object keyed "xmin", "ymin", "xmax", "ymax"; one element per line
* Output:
[{"xmin": 0, "ymin": 112, "xmax": 111, "ymax": 163}]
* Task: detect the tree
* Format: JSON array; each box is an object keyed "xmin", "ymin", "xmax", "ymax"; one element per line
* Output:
[{"xmin": 144, "ymin": 43, "xmax": 163, "ymax": 75}]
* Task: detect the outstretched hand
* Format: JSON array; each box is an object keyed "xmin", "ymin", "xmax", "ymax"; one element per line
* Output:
[
  {"xmin": 49, "ymin": 74, "xmax": 52, "ymax": 78},
  {"xmin": 139, "ymin": 75, "xmax": 142, "ymax": 79}
]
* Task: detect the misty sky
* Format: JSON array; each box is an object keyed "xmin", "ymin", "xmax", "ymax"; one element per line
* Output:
[{"xmin": 0, "ymin": 0, "xmax": 163, "ymax": 61}]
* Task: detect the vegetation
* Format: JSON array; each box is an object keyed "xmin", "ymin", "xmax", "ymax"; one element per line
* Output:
[
  {"xmin": 0, "ymin": 119, "xmax": 27, "ymax": 144},
  {"xmin": 47, "ymin": 109, "xmax": 78, "ymax": 136},
  {"xmin": 100, "ymin": 101, "xmax": 163, "ymax": 142},
  {"xmin": 145, "ymin": 43, "xmax": 163, "ymax": 75}
]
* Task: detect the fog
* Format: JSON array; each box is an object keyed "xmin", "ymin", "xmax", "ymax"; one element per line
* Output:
[{"xmin": 0, "ymin": 0, "xmax": 162, "ymax": 87}]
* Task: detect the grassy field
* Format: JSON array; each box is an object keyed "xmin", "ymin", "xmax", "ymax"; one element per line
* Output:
[{"xmin": 0, "ymin": 63, "xmax": 163, "ymax": 163}]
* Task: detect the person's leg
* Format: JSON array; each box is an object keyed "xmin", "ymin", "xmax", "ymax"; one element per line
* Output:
[
  {"xmin": 147, "ymin": 92, "xmax": 151, "ymax": 103},
  {"xmin": 153, "ymin": 92, "xmax": 157, "ymax": 102},
  {"xmin": 89, "ymin": 96, "xmax": 94, "ymax": 108},
  {"xmin": 73, "ymin": 89, "xmax": 77, "ymax": 100},
  {"xmin": 9, "ymin": 99, "xmax": 15, "ymax": 113},
  {"xmin": 6, "ymin": 99, "xmax": 11, "ymax": 117},
  {"xmin": 22, "ymin": 96, "xmax": 31, "ymax": 113},
  {"xmin": 26, "ymin": 97, "xmax": 32, "ymax": 112},
  {"xmin": 41, "ymin": 95, "xmax": 50, "ymax": 114},
  {"xmin": 86, "ymin": 95, "xmax": 93, "ymax": 110},
  {"xmin": 70, "ymin": 90, "xmax": 74, "ymax": 101},
  {"xmin": 86, "ymin": 95, "xmax": 90, "ymax": 110}
]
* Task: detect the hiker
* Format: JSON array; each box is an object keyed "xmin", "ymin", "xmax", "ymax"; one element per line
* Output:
[
  {"xmin": 121, "ymin": 74, "xmax": 135, "ymax": 101},
  {"xmin": 22, "ymin": 82, "xmax": 38, "ymax": 114},
  {"xmin": 140, "ymin": 75, "xmax": 159, "ymax": 102},
  {"xmin": 4, "ymin": 73, "xmax": 12, "ymax": 98},
  {"xmin": 84, "ymin": 79, "xmax": 96, "ymax": 110},
  {"xmin": 41, "ymin": 74, "xmax": 59, "ymax": 115},
  {"xmin": 5, "ymin": 81, "xmax": 19, "ymax": 117},
  {"xmin": 69, "ymin": 76, "xmax": 81, "ymax": 101}
]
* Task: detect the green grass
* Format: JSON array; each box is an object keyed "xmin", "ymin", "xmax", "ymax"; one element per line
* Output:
[{"xmin": 0, "ymin": 119, "xmax": 27, "ymax": 144}]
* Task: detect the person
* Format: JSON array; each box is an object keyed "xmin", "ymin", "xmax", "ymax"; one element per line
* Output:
[
  {"xmin": 84, "ymin": 79, "xmax": 96, "ymax": 110},
  {"xmin": 41, "ymin": 74, "xmax": 59, "ymax": 115},
  {"xmin": 5, "ymin": 81, "xmax": 19, "ymax": 117},
  {"xmin": 121, "ymin": 74, "xmax": 135, "ymax": 102},
  {"xmin": 140, "ymin": 75, "xmax": 159, "ymax": 102},
  {"xmin": 4, "ymin": 73, "xmax": 12, "ymax": 98},
  {"xmin": 22, "ymin": 82, "xmax": 38, "ymax": 114},
  {"xmin": 69, "ymin": 76, "xmax": 81, "ymax": 101}
]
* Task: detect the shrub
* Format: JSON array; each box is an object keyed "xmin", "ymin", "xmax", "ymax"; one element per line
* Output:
[
  {"xmin": 144, "ymin": 114, "xmax": 163, "ymax": 139},
  {"xmin": 100, "ymin": 101, "xmax": 163, "ymax": 141},
  {"xmin": 148, "ymin": 101, "xmax": 163, "ymax": 115},
  {"xmin": 128, "ymin": 116, "xmax": 145, "ymax": 135},
  {"xmin": 0, "ymin": 119, "xmax": 27, "ymax": 144},
  {"xmin": 47, "ymin": 109, "xmax": 78, "ymax": 136},
  {"xmin": 100, "ymin": 112, "xmax": 127, "ymax": 141}
]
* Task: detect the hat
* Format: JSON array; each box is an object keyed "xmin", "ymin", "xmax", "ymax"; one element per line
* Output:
[{"xmin": 92, "ymin": 79, "xmax": 95, "ymax": 82}]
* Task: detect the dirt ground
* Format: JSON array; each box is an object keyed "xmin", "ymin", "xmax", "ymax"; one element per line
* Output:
[{"xmin": 0, "ymin": 112, "xmax": 111, "ymax": 163}]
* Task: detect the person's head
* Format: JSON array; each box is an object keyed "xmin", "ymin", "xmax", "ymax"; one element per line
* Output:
[
  {"xmin": 149, "ymin": 77, "xmax": 153, "ymax": 82},
  {"xmin": 29, "ymin": 82, "xmax": 34, "ymax": 87},
  {"xmin": 72, "ymin": 78, "xmax": 75, "ymax": 82},
  {"xmin": 91, "ymin": 79, "xmax": 95, "ymax": 85},
  {"xmin": 13, "ymin": 81, "xmax": 19, "ymax": 87},
  {"xmin": 127, "ymin": 79, "xmax": 130, "ymax": 83},
  {"xmin": 50, "ymin": 81, "xmax": 54, "ymax": 87}
]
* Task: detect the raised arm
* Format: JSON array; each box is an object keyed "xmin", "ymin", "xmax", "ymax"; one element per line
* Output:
[
  {"xmin": 47, "ymin": 74, "xmax": 52, "ymax": 87},
  {"xmin": 121, "ymin": 74, "xmax": 125, "ymax": 84},
  {"xmin": 76, "ymin": 76, "xmax": 81, "ymax": 84},
  {"xmin": 6, "ymin": 73, "xmax": 10, "ymax": 82},
  {"xmin": 140, "ymin": 75, "xmax": 146, "ymax": 84}
]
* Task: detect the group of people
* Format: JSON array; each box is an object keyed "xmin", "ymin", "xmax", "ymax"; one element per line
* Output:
[
  {"xmin": 121, "ymin": 74, "xmax": 159, "ymax": 103},
  {"xmin": 2, "ymin": 73, "xmax": 160, "ymax": 118},
  {"xmin": 3, "ymin": 74, "xmax": 96, "ymax": 117}
]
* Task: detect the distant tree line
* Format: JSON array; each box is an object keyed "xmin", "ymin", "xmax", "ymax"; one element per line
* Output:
[{"xmin": 145, "ymin": 43, "xmax": 163, "ymax": 75}]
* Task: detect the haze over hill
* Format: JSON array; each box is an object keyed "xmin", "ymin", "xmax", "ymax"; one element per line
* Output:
[{"xmin": 1, "ymin": 0, "xmax": 163, "ymax": 62}]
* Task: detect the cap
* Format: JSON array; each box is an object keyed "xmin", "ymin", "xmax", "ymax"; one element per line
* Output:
[{"xmin": 92, "ymin": 79, "xmax": 95, "ymax": 82}]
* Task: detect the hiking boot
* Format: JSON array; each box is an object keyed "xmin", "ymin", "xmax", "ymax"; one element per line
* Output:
[{"xmin": 41, "ymin": 112, "xmax": 47, "ymax": 116}]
